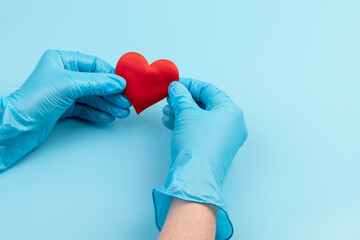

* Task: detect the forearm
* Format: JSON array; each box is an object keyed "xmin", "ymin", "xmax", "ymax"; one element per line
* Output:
[{"xmin": 158, "ymin": 197, "xmax": 218, "ymax": 240}]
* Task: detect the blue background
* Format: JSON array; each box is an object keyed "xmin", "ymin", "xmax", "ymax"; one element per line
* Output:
[{"xmin": 0, "ymin": 0, "xmax": 359, "ymax": 239}]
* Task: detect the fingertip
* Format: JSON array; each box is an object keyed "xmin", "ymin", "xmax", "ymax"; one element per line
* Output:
[
  {"xmin": 91, "ymin": 109, "xmax": 116, "ymax": 123},
  {"xmin": 168, "ymin": 81, "xmax": 178, "ymax": 92},
  {"xmin": 168, "ymin": 81, "xmax": 188, "ymax": 96},
  {"xmin": 162, "ymin": 115, "xmax": 174, "ymax": 130},
  {"xmin": 121, "ymin": 94, "xmax": 132, "ymax": 107},
  {"xmin": 179, "ymin": 78, "xmax": 201, "ymax": 90},
  {"xmin": 167, "ymin": 81, "xmax": 197, "ymax": 113},
  {"xmin": 108, "ymin": 74, "xmax": 126, "ymax": 90},
  {"xmin": 179, "ymin": 77, "xmax": 192, "ymax": 85},
  {"xmin": 89, "ymin": 111, "xmax": 115, "ymax": 124},
  {"xmin": 107, "ymin": 66, "xmax": 115, "ymax": 74},
  {"xmin": 102, "ymin": 93, "xmax": 132, "ymax": 108},
  {"xmin": 116, "ymin": 108, "xmax": 130, "ymax": 119},
  {"xmin": 163, "ymin": 105, "xmax": 173, "ymax": 115},
  {"xmin": 98, "ymin": 62, "xmax": 115, "ymax": 74},
  {"xmin": 100, "ymin": 114, "xmax": 116, "ymax": 123},
  {"xmin": 162, "ymin": 115, "xmax": 169, "ymax": 122}
]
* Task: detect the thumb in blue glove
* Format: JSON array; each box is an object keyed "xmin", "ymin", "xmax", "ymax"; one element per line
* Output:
[{"xmin": 153, "ymin": 78, "xmax": 248, "ymax": 239}]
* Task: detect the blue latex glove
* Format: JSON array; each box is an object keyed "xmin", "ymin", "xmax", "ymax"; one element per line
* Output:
[
  {"xmin": 153, "ymin": 78, "xmax": 248, "ymax": 239},
  {"xmin": 0, "ymin": 50, "xmax": 131, "ymax": 170}
]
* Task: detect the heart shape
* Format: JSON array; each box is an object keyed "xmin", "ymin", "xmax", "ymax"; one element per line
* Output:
[{"xmin": 115, "ymin": 52, "xmax": 179, "ymax": 114}]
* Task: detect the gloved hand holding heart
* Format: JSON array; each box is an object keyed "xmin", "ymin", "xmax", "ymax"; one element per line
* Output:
[{"xmin": 115, "ymin": 52, "xmax": 179, "ymax": 114}]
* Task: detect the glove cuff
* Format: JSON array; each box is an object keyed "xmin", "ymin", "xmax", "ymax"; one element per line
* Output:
[
  {"xmin": 0, "ymin": 97, "xmax": 39, "ymax": 170},
  {"xmin": 152, "ymin": 150, "xmax": 234, "ymax": 239}
]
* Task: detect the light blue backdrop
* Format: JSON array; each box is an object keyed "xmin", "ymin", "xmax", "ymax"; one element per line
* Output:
[{"xmin": 0, "ymin": 0, "xmax": 359, "ymax": 239}]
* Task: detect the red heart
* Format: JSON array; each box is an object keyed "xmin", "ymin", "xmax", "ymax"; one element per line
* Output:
[{"xmin": 115, "ymin": 52, "xmax": 179, "ymax": 114}]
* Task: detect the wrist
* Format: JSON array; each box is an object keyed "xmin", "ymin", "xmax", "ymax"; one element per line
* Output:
[
  {"xmin": 0, "ymin": 97, "xmax": 41, "ymax": 170},
  {"xmin": 168, "ymin": 149, "xmax": 224, "ymax": 193},
  {"xmin": 156, "ymin": 149, "xmax": 227, "ymax": 216},
  {"xmin": 5, "ymin": 94, "xmax": 37, "ymax": 123},
  {"xmin": 6, "ymin": 92, "xmax": 59, "ymax": 132}
]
